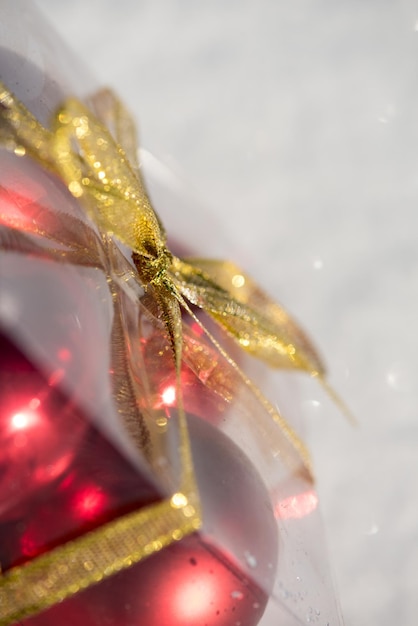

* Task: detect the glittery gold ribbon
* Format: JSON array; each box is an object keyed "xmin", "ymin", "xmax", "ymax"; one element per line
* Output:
[
  {"xmin": 0, "ymin": 82, "xmax": 340, "ymax": 622},
  {"xmin": 0, "ymin": 498, "xmax": 201, "ymax": 626}
]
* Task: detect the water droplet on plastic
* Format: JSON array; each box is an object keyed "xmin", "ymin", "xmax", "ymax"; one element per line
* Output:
[
  {"xmin": 302, "ymin": 398, "xmax": 322, "ymax": 416},
  {"xmin": 386, "ymin": 361, "xmax": 412, "ymax": 392},
  {"xmin": 244, "ymin": 550, "xmax": 257, "ymax": 568},
  {"xmin": 231, "ymin": 590, "xmax": 244, "ymax": 600}
]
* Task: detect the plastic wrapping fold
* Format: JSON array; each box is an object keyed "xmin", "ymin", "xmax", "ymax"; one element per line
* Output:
[{"xmin": 0, "ymin": 2, "xmax": 344, "ymax": 625}]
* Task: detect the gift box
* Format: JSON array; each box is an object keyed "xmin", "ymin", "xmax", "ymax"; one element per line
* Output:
[{"xmin": 0, "ymin": 2, "xmax": 345, "ymax": 624}]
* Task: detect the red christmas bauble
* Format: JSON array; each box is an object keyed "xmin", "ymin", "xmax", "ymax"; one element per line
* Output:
[
  {"xmin": 0, "ymin": 418, "xmax": 162, "ymax": 571},
  {"xmin": 22, "ymin": 414, "xmax": 278, "ymax": 626},
  {"xmin": 143, "ymin": 329, "xmax": 238, "ymax": 425},
  {"xmin": 0, "ymin": 330, "xmax": 86, "ymax": 518}
]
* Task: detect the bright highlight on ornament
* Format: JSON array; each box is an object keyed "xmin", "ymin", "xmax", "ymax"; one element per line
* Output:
[
  {"xmin": 10, "ymin": 409, "xmax": 38, "ymax": 432},
  {"xmin": 58, "ymin": 348, "xmax": 72, "ymax": 363},
  {"xmin": 174, "ymin": 571, "xmax": 220, "ymax": 622},
  {"xmin": 72, "ymin": 485, "xmax": 108, "ymax": 521},
  {"xmin": 161, "ymin": 384, "xmax": 176, "ymax": 406},
  {"xmin": 8, "ymin": 399, "xmax": 42, "ymax": 433},
  {"xmin": 275, "ymin": 489, "xmax": 319, "ymax": 520}
]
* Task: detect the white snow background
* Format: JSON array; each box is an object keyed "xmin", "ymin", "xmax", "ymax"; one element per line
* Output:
[{"xmin": 34, "ymin": 2, "xmax": 418, "ymax": 625}]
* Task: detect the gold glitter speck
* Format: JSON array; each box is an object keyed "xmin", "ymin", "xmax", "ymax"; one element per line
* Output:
[
  {"xmin": 171, "ymin": 492, "xmax": 188, "ymax": 509},
  {"xmin": 232, "ymin": 273, "xmax": 245, "ymax": 288},
  {"xmin": 68, "ymin": 181, "xmax": 83, "ymax": 197}
]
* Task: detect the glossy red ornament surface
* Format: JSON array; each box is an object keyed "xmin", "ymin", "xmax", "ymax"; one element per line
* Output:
[
  {"xmin": 0, "ymin": 330, "xmax": 86, "ymax": 518},
  {"xmin": 28, "ymin": 535, "xmax": 266, "ymax": 626}
]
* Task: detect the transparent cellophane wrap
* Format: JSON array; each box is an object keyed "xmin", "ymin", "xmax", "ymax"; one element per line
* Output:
[{"xmin": 0, "ymin": 3, "xmax": 344, "ymax": 625}]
